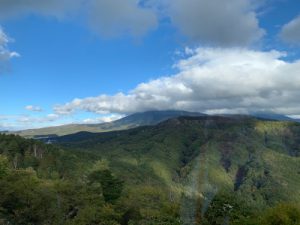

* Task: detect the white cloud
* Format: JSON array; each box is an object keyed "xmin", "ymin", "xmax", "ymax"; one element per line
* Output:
[
  {"xmin": 25, "ymin": 105, "xmax": 43, "ymax": 112},
  {"xmin": 0, "ymin": 113, "xmax": 63, "ymax": 130},
  {"xmin": 17, "ymin": 114, "xmax": 60, "ymax": 124},
  {"xmin": 54, "ymin": 48, "xmax": 300, "ymax": 116},
  {"xmin": 0, "ymin": 122, "xmax": 16, "ymax": 131},
  {"xmin": 280, "ymin": 15, "xmax": 300, "ymax": 45},
  {"xmin": 82, "ymin": 114, "xmax": 124, "ymax": 124},
  {"xmin": 0, "ymin": 27, "xmax": 19, "ymax": 73},
  {"xmin": 158, "ymin": 0, "xmax": 264, "ymax": 46}
]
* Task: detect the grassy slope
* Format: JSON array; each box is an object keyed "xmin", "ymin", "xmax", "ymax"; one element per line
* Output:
[{"xmin": 56, "ymin": 116, "xmax": 300, "ymax": 209}]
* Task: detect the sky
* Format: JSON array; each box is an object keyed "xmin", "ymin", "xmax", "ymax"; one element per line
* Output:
[{"xmin": 0, "ymin": 0, "xmax": 300, "ymax": 130}]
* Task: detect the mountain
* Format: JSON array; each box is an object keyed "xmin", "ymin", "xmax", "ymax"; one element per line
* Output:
[
  {"xmin": 14, "ymin": 110, "xmax": 205, "ymax": 138},
  {"xmin": 12, "ymin": 111, "xmax": 299, "ymax": 139},
  {"xmin": 1, "ymin": 115, "xmax": 300, "ymax": 224}
]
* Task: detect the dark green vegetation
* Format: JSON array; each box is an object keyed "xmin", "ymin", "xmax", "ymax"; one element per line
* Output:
[
  {"xmin": 13, "ymin": 110, "xmax": 204, "ymax": 138},
  {"xmin": 1, "ymin": 115, "xmax": 300, "ymax": 224},
  {"xmin": 0, "ymin": 134, "xmax": 181, "ymax": 225}
]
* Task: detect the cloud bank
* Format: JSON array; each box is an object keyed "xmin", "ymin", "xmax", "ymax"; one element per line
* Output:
[
  {"xmin": 54, "ymin": 48, "xmax": 300, "ymax": 116},
  {"xmin": 0, "ymin": 0, "xmax": 264, "ymax": 45},
  {"xmin": 17, "ymin": 114, "xmax": 59, "ymax": 124}
]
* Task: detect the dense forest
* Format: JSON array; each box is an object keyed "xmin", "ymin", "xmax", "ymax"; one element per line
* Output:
[
  {"xmin": 0, "ymin": 133, "xmax": 181, "ymax": 225},
  {"xmin": 1, "ymin": 116, "xmax": 300, "ymax": 224}
]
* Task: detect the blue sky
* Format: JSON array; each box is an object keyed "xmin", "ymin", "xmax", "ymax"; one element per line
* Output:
[{"xmin": 0, "ymin": 0, "xmax": 300, "ymax": 130}]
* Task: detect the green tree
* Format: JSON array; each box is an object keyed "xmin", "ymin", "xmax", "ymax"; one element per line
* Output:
[
  {"xmin": 0, "ymin": 169, "xmax": 57, "ymax": 225},
  {"xmin": 0, "ymin": 155, "xmax": 9, "ymax": 178},
  {"xmin": 88, "ymin": 169, "xmax": 124, "ymax": 203}
]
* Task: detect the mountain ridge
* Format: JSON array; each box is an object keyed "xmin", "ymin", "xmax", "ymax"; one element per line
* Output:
[
  {"xmin": 13, "ymin": 110, "xmax": 205, "ymax": 138},
  {"xmin": 10, "ymin": 110, "xmax": 299, "ymax": 138}
]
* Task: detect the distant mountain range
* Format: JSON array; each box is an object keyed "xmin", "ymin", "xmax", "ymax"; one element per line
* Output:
[
  {"xmin": 10, "ymin": 110, "xmax": 299, "ymax": 138},
  {"xmin": 14, "ymin": 110, "xmax": 205, "ymax": 138}
]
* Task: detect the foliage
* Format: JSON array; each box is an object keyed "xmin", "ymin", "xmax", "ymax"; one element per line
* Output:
[
  {"xmin": 1, "ymin": 116, "xmax": 300, "ymax": 224},
  {"xmin": 88, "ymin": 169, "xmax": 124, "ymax": 203},
  {"xmin": 259, "ymin": 203, "xmax": 300, "ymax": 225}
]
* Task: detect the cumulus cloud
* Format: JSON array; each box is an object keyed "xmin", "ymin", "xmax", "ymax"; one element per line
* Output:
[
  {"xmin": 280, "ymin": 15, "xmax": 300, "ymax": 45},
  {"xmin": 0, "ymin": 27, "xmax": 19, "ymax": 73},
  {"xmin": 54, "ymin": 48, "xmax": 300, "ymax": 116},
  {"xmin": 25, "ymin": 105, "xmax": 43, "ymax": 112},
  {"xmin": 163, "ymin": 0, "xmax": 265, "ymax": 46}
]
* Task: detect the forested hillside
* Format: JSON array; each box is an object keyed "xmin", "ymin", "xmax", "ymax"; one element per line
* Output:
[
  {"xmin": 0, "ymin": 133, "xmax": 183, "ymax": 225},
  {"xmin": 1, "ymin": 115, "xmax": 300, "ymax": 224}
]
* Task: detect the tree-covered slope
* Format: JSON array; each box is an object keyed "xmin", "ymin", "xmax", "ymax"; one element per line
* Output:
[
  {"xmin": 55, "ymin": 115, "xmax": 300, "ymax": 223},
  {"xmin": 1, "ymin": 115, "xmax": 300, "ymax": 225},
  {"xmin": 0, "ymin": 132, "xmax": 188, "ymax": 225}
]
